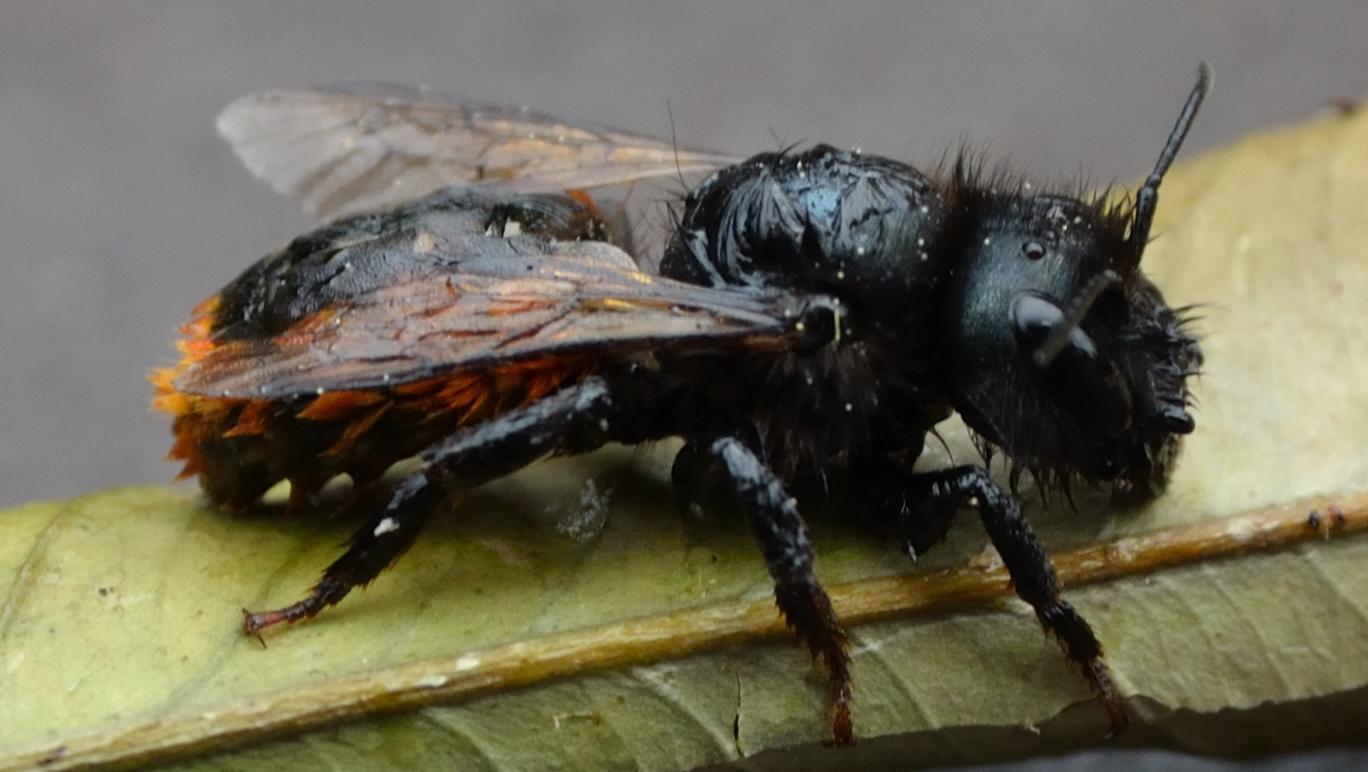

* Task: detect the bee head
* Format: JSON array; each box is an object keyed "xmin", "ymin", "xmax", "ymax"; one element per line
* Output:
[{"xmin": 941, "ymin": 64, "xmax": 1210, "ymax": 500}]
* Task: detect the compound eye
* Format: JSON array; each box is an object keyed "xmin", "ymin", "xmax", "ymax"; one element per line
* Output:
[
  {"xmin": 1010, "ymin": 292, "xmax": 1064, "ymax": 344},
  {"xmin": 1011, "ymin": 292, "xmax": 1134, "ymax": 437}
]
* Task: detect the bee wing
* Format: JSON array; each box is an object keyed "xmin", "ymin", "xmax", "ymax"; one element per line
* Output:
[
  {"xmin": 217, "ymin": 83, "xmax": 740, "ymax": 221},
  {"xmin": 175, "ymin": 238, "xmax": 814, "ymax": 399}
]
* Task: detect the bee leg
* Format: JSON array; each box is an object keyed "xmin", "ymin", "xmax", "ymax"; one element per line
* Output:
[
  {"xmin": 706, "ymin": 437, "xmax": 854, "ymax": 747},
  {"xmin": 914, "ymin": 465, "xmax": 1128, "ymax": 736},
  {"xmin": 243, "ymin": 377, "xmax": 615, "ymax": 638},
  {"xmin": 241, "ymin": 474, "xmax": 439, "ymax": 639},
  {"xmin": 899, "ymin": 491, "xmax": 960, "ymax": 562},
  {"xmin": 670, "ymin": 441, "xmax": 721, "ymax": 518},
  {"xmin": 861, "ymin": 463, "xmax": 960, "ymax": 561}
]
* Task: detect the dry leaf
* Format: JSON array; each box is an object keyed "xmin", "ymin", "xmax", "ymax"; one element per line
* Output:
[{"xmin": 3, "ymin": 106, "xmax": 1368, "ymax": 770}]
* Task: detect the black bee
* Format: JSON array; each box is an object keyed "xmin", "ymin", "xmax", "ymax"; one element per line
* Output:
[{"xmin": 154, "ymin": 65, "xmax": 1211, "ymax": 746}]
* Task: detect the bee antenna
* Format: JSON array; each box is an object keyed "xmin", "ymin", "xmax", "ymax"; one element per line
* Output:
[
  {"xmin": 1129, "ymin": 62, "xmax": 1213, "ymax": 260},
  {"xmin": 1033, "ymin": 270, "xmax": 1122, "ymax": 369}
]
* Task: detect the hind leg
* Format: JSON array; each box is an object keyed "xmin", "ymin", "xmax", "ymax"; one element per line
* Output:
[{"xmin": 244, "ymin": 377, "xmax": 615, "ymax": 637}]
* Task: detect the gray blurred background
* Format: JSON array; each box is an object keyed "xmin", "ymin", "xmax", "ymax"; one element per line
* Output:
[{"xmin": 1, "ymin": 3, "xmax": 1366, "ymax": 769}]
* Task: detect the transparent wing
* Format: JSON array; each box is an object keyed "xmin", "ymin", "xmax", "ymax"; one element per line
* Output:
[{"xmin": 217, "ymin": 83, "xmax": 740, "ymax": 220}]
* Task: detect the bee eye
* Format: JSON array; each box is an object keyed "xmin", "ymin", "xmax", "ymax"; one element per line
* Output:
[
  {"xmin": 1022, "ymin": 241, "xmax": 1047, "ymax": 260},
  {"xmin": 1011, "ymin": 292, "xmax": 1134, "ymax": 437},
  {"xmin": 1010, "ymin": 292, "xmax": 1063, "ymax": 344}
]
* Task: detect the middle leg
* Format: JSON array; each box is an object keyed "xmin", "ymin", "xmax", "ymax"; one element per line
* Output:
[{"xmin": 705, "ymin": 436, "xmax": 854, "ymax": 746}]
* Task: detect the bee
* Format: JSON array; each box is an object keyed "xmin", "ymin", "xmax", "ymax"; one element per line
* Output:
[{"xmin": 153, "ymin": 65, "xmax": 1211, "ymax": 746}]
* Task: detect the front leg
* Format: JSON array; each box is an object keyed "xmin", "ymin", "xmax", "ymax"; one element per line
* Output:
[
  {"xmin": 861, "ymin": 462, "xmax": 960, "ymax": 562},
  {"xmin": 874, "ymin": 464, "xmax": 1127, "ymax": 736},
  {"xmin": 705, "ymin": 437, "xmax": 854, "ymax": 746}
]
